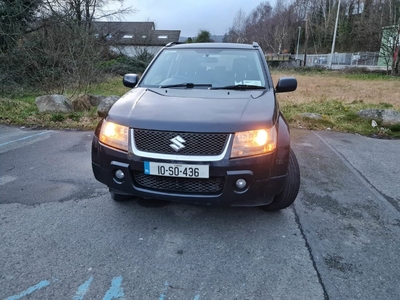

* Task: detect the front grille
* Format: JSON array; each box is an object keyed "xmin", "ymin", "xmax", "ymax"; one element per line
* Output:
[
  {"xmin": 133, "ymin": 171, "xmax": 225, "ymax": 194},
  {"xmin": 133, "ymin": 129, "xmax": 229, "ymax": 156}
]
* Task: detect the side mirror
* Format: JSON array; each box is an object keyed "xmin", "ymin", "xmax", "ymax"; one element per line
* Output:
[
  {"xmin": 275, "ymin": 77, "xmax": 297, "ymax": 93},
  {"xmin": 123, "ymin": 74, "xmax": 139, "ymax": 88}
]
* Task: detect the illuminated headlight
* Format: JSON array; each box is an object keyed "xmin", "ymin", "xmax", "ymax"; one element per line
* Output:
[
  {"xmin": 231, "ymin": 127, "xmax": 277, "ymax": 158},
  {"xmin": 99, "ymin": 120, "xmax": 129, "ymax": 152}
]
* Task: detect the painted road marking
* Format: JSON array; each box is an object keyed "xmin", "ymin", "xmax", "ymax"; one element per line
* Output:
[
  {"xmin": 5, "ymin": 280, "xmax": 51, "ymax": 300},
  {"xmin": 73, "ymin": 276, "xmax": 93, "ymax": 300},
  {"xmin": 5, "ymin": 277, "xmax": 199, "ymax": 299},
  {"xmin": 158, "ymin": 281, "xmax": 169, "ymax": 300},
  {"xmin": 102, "ymin": 276, "xmax": 125, "ymax": 300},
  {"xmin": 0, "ymin": 131, "xmax": 52, "ymax": 148},
  {"xmin": 0, "ymin": 175, "xmax": 16, "ymax": 186}
]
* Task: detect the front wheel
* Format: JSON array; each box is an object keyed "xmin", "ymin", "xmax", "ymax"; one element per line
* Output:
[{"xmin": 260, "ymin": 149, "xmax": 300, "ymax": 211}]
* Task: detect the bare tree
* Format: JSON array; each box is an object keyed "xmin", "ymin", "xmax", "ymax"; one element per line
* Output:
[
  {"xmin": 379, "ymin": 24, "xmax": 400, "ymax": 74},
  {"xmin": 225, "ymin": 8, "xmax": 248, "ymax": 43},
  {"xmin": 244, "ymin": 2, "xmax": 273, "ymax": 51},
  {"xmin": 0, "ymin": 0, "xmax": 135, "ymax": 95},
  {"xmin": 40, "ymin": 0, "xmax": 133, "ymax": 29}
]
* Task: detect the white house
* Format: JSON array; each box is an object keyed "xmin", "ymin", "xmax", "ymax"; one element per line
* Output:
[{"xmin": 92, "ymin": 21, "xmax": 181, "ymax": 57}]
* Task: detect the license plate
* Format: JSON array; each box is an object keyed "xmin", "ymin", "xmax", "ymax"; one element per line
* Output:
[{"xmin": 144, "ymin": 162, "xmax": 209, "ymax": 178}]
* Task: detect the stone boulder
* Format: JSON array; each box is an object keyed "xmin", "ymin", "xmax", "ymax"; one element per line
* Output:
[
  {"xmin": 301, "ymin": 113, "xmax": 323, "ymax": 120},
  {"xmin": 357, "ymin": 109, "xmax": 400, "ymax": 126},
  {"xmin": 72, "ymin": 95, "xmax": 92, "ymax": 112},
  {"xmin": 72, "ymin": 94, "xmax": 106, "ymax": 111},
  {"xmin": 97, "ymin": 95, "xmax": 120, "ymax": 118},
  {"xmin": 35, "ymin": 94, "xmax": 73, "ymax": 113},
  {"xmin": 87, "ymin": 94, "xmax": 105, "ymax": 107}
]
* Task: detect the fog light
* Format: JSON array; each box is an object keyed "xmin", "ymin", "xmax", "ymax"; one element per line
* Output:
[
  {"xmin": 236, "ymin": 179, "xmax": 247, "ymax": 189},
  {"xmin": 115, "ymin": 170, "xmax": 125, "ymax": 180}
]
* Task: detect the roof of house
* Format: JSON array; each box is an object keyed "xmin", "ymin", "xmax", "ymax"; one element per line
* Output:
[{"xmin": 92, "ymin": 21, "xmax": 180, "ymax": 46}]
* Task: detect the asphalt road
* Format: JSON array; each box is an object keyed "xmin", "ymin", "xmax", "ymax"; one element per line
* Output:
[{"xmin": 1, "ymin": 124, "xmax": 399, "ymax": 300}]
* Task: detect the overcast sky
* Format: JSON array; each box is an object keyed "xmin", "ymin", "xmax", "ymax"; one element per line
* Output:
[{"xmin": 111, "ymin": 0, "xmax": 268, "ymax": 37}]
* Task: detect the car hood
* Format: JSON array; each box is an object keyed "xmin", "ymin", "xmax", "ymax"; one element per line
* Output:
[{"xmin": 107, "ymin": 88, "xmax": 278, "ymax": 132}]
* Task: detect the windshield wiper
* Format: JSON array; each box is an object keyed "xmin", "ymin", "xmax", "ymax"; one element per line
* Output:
[
  {"xmin": 159, "ymin": 83, "xmax": 212, "ymax": 88},
  {"xmin": 210, "ymin": 84, "xmax": 266, "ymax": 90}
]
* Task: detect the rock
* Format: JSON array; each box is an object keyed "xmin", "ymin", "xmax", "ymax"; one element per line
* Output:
[
  {"xmin": 35, "ymin": 94, "xmax": 73, "ymax": 113},
  {"xmin": 381, "ymin": 110, "xmax": 400, "ymax": 126},
  {"xmin": 357, "ymin": 109, "xmax": 400, "ymax": 126},
  {"xmin": 357, "ymin": 109, "xmax": 383, "ymax": 120},
  {"xmin": 301, "ymin": 113, "xmax": 322, "ymax": 120},
  {"xmin": 72, "ymin": 95, "xmax": 92, "ymax": 112},
  {"xmin": 97, "ymin": 95, "xmax": 120, "ymax": 118},
  {"xmin": 72, "ymin": 94, "xmax": 106, "ymax": 111},
  {"xmin": 87, "ymin": 94, "xmax": 105, "ymax": 107}
]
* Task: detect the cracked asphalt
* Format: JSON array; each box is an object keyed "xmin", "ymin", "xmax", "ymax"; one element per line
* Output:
[{"xmin": 1, "ymin": 124, "xmax": 399, "ymax": 299}]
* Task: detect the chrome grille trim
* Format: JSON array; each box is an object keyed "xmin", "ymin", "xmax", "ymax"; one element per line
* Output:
[{"xmin": 130, "ymin": 129, "xmax": 232, "ymax": 162}]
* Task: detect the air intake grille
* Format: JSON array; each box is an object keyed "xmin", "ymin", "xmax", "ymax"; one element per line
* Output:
[
  {"xmin": 133, "ymin": 172, "xmax": 224, "ymax": 194},
  {"xmin": 133, "ymin": 129, "xmax": 229, "ymax": 156}
]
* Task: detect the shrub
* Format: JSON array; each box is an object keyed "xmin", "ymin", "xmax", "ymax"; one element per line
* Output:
[{"xmin": 102, "ymin": 50, "xmax": 154, "ymax": 75}]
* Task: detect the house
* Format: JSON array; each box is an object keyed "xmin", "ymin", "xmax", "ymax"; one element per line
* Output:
[{"xmin": 92, "ymin": 21, "xmax": 181, "ymax": 57}]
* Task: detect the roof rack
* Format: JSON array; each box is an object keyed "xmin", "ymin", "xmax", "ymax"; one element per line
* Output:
[
  {"xmin": 165, "ymin": 41, "xmax": 183, "ymax": 47},
  {"xmin": 252, "ymin": 42, "xmax": 259, "ymax": 48}
]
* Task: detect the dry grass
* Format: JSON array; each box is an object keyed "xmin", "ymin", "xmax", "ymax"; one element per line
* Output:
[
  {"xmin": 1, "ymin": 73, "xmax": 399, "ymax": 137},
  {"xmin": 272, "ymin": 72, "xmax": 400, "ymax": 108}
]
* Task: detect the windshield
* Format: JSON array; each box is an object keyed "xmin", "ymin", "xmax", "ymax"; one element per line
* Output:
[{"xmin": 140, "ymin": 48, "xmax": 268, "ymax": 89}]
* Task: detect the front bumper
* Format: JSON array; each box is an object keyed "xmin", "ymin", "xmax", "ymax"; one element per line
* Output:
[{"xmin": 92, "ymin": 136, "xmax": 289, "ymax": 207}]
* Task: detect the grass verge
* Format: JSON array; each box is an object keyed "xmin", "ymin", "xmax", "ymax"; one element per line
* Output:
[
  {"xmin": 1, "ymin": 71, "xmax": 399, "ymax": 138},
  {"xmin": 281, "ymin": 100, "xmax": 400, "ymax": 138},
  {"xmin": 0, "ymin": 76, "xmax": 128, "ymax": 130}
]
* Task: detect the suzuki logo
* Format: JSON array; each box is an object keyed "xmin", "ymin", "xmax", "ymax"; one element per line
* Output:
[{"xmin": 170, "ymin": 135, "xmax": 186, "ymax": 152}]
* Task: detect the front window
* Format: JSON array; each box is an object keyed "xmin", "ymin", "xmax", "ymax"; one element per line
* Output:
[{"xmin": 140, "ymin": 48, "xmax": 267, "ymax": 88}]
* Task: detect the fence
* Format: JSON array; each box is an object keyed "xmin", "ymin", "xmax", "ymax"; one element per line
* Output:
[{"xmin": 295, "ymin": 52, "xmax": 382, "ymax": 68}]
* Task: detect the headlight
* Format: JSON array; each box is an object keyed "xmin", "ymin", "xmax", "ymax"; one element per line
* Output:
[
  {"xmin": 99, "ymin": 120, "xmax": 129, "ymax": 152},
  {"xmin": 231, "ymin": 127, "xmax": 277, "ymax": 158}
]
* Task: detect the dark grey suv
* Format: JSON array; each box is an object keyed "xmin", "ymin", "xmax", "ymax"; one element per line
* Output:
[{"xmin": 92, "ymin": 42, "xmax": 300, "ymax": 210}]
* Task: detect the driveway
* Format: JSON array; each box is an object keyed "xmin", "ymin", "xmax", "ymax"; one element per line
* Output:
[{"xmin": 1, "ymin": 125, "xmax": 399, "ymax": 299}]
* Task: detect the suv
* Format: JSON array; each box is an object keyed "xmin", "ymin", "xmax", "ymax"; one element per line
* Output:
[{"xmin": 91, "ymin": 42, "xmax": 300, "ymax": 211}]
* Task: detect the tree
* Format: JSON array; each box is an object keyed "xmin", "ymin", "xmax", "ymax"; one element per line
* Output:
[
  {"xmin": 194, "ymin": 30, "xmax": 212, "ymax": 42},
  {"xmin": 242, "ymin": 2, "xmax": 273, "ymax": 50},
  {"xmin": 379, "ymin": 25, "xmax": 400, "ymax": 75},
  {"xmin": 39, "ymin": 0, "xmax": 133, "ymax": 30},
  {"xmin": 0, "ymin": 0, "xmax": 41, "ymax": 51},
  {"xmin": 224, "ymin": 0, "xmax": 400, "ymax": 56},
  {"xmin": 225, "ymin": 8, "xmax": 248, "ymax": 43},
  {"xmin": 0, "ymin": 0, "xmax": 134, "ymax": 94}
]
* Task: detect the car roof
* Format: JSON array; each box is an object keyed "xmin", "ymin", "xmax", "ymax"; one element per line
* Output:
[{"xmin": 165, "ymin": 42, "xmax": 259, "ymax": 50}]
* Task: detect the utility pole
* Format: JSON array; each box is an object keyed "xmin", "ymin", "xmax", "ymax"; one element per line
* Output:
[
  {"xmin": 304, "ymin": 12, "xmax": 308, "ymax": 66},
  {"xmin": 329, "ymin": 0, "xmax": 341, "ymax": 69},
  {"xmin": 296, "ymin": 26, "xmax": 301, "ymax": 61}
]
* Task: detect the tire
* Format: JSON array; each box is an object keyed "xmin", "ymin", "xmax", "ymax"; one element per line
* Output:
[
  {"xmin": 110, "ymin": 191, "xmax": 133, "ymax": 202},
  {"xmin": 260, "ymin": 149, "xmax": 300, "ymax": 211}
]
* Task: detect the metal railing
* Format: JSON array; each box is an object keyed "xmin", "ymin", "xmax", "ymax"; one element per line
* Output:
[{"xmin": 297, "ymin": 52, "xmax": 381, "ymax": 67}]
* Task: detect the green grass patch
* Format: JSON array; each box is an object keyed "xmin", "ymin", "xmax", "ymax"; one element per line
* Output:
[
  {"xmin": 85, "ymin": 76, "xmax": 130, "ymax": 96},
  {"xmin": 1, "ymin": 75, "xmax": 399, "ymax": 138},
  {"xmin": 271, "ymin": 67, "xmax": 400, "ymax": 81},
  {"xmin": 0, "ymin": 76, "xmax": 128, "ymax": 130},
  {"xmin": 341, "ymin": 73, "xmax": 400, "ymax": 81},
  {"xmin": 281, "ymin": 100, "xmax": 400, "ymax": 138}
]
